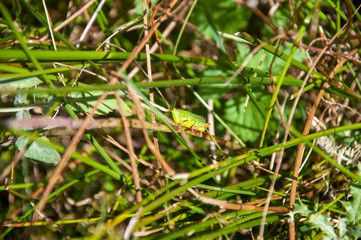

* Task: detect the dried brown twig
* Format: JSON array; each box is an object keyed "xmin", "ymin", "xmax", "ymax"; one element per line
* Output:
[{"xmin": 4, "ymin": 116, "xmax": 244, "ymax": 151}]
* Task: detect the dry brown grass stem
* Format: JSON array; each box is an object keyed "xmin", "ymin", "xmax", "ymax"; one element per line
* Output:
[{"xmin": 31, "ymin": 92, "xmax": 108, "ymax": 223}]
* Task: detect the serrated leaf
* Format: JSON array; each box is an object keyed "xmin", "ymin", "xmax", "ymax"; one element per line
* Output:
[
  {"xmin": 309, "ymin": 213, "xmax": 337, "ymax": 239},
  {"xmin": 337, "ymin": 218, "xmax": 347, "ymax": 238},
  {"xmin": 16, "ymin": 137, "xmax": 61, "ymax": 163},
  {"xmin": 293, "ymin": 202, "xmax": 337, "ymax": 239},
  {"xmin": 293, "ymin": 202, "xmax": 310, "ymax": 214},
  {"xmin": 343, "ymin": 183, "xmax": 361, "ymax": 225}
]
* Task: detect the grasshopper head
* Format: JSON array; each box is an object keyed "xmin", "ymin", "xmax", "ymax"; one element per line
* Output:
[{"xmin": 171, "ymin": 108, "xmax": 181, "ymax": 124}]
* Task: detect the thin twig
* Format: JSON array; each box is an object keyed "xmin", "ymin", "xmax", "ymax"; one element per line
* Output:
[
  {"xmin": 76, "ymin": 0, "xmax": 106, "ymax": 48},
  {"xmin": 143, "ymin": 0, "xmax": 161, "ymax": 173},
  {"xmin": 286, "ymin": 24, "xmax": 353, "ymax": 240},
  {"xmin": 129, "ymin": 86, "xmax": 176, "ymax": 175},
  {"xmin": 4, "ymin": 117, "xmax": 244, "ymax": 150},
  {"xmin": 53, "ymin": 0, "xmax": 97, "ymax": 33},
  {"xmin": 188, "ymin": 188, "xmax": 288, "ymax": 212},
  {"xmin": 32, "ymin": 92, "xmax": 108, "ymax": 222},
  {"xmin": 114, "ymin": 90, "xmax": 143, "ymax": 203},
  {"xmin": 114, "ymin": 0, "xmax": 179, "ymax": 79}
]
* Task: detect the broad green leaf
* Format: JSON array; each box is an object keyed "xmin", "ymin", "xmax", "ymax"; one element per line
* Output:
[
  {"xmin": 191, "ymin": 0, "xmax": 252, "ymax": 39},
  {"xmin": 223, "ymin": 89, "xmax": 270, "ymax": 143},
  {"xmin": 14, "ymin": 99, "xmax": 32, "ymax": 128},
  {"xmin": 67, "ymin": 90, "xmax": 132, "ymax": 116},
  {"xmin": 198, "ymin": 84, "xmax": 236, "ymax": 102},
  {"xmin": 235, "ymin": 43, "xmax": 307, "ymax": 75},
  {"xmin": 0, "ymin": 76, "xmax": 43, "ymax": 97},
  {"xmin": 14, "ymin": 92, "xmax": 28, "ymax": 106},
  {"xmin": 16, "ymin": 136, "xmax": 61, "ymax": 163}
]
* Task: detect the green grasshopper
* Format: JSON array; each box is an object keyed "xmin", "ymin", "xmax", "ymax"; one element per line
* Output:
[
  {"xmin": 171, "ymin": 108, "xmax": 222, "ymax": 150},
  {"xmin": 171, "ymin": 108, "xmax": 210, "ymax": 132}
]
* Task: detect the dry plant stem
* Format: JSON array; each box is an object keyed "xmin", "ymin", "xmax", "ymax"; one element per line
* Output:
[
  {"xmin": 133, "ymin": 227, "xmax": 166, "ymax": 238},
  {"xmin": 103, "ymin": 147, "xmax": 132, "ymax": 171},
  {"xmin": 149, "ymin": 0, "xmax": 163, "ymax": 25},
  {"xmin": 286, "ymin": 28, "xmax": 351, "ymax": 240},
  {"xmin": 40, "ymin": 0, "xmax": 97, "ymax": 42},
  {"xmin": 124, "ymin": 207, "xmax": 143, "ymax": 240},
  {"xmin": 114, "ymin": 0, "xmax": 179, "ymax": 78},
  {"xmin": 41, "ymin": 0, "xmax": 56, "ymax": 51},
  {"xmin": 53, "ymin": 62, "xmax": 107, "ymax": 81},
  {"xmin": 142, "ymin": 0, "xmax": 160, "ymax": 174},
  {"xmin": 208, "ymin": 100, "xmax": 217, "ymax": 155},
  {"xmin": 109, "ymin": 0, "xmax": 177, "ymax": 175},
  {"xmin": 76, "ymin": 0, "xmax": 106, "ymax": 48},
  {"xmin": 296, "ymin": 42, "xmax": 361, "ymax": 65},
  {"xmin": 129, "ymin": 87, "xmax": 176, "ymax": 175},
  {"xmin": 114, "ymin": 91, "xmax": 142, "ymax": 203},
  {"xmin": 103, "ymin": 147, "xmax": 155, "ymax": 189},
  {"xmin": 127, "ymin": 19, "xmax": 178, "ymax": 79},
  {"xmin": 31, "ymin": 92, "xmax": 108, "ymax": 223},
  {"xmin": 187, "ymin": 188, "xmax": 288, "ymax": 212},
  {"xmin": 268, "ymin": 38, "xmax": 288, "ymax": 131},
  {"xmin": 116, "ymin": 89, "xmax": 142, "ymax": 240},
  {"xmin": 290, "ymin": 81, "xmax": 328, "ymax": 198},
  {"xmin": 104, "ymin": 135, "xmax": 161, "ymax": 175},
  {"xmin": 54, "ymin": 0, "xmax": 97, "ymax": 33},
  {"xmin": 4, "ymin": 117, "xmax": 243, "ymax": 150},
  {"xmin": 160, "ymin": 3, "xmax": 217, "ymax": 51},
  {"xmin": 5, "ymin": 186, "xmax": 45, "ymax": 225},
  {"xmin": 0, "ymin": 147, "xmax": 26, "ymax": 182},
  {"xmin": 288, "ymin": 48, "xmax": 357, "ymax": 237},
  {"xmin": 285, "ymin": 5, "xmax": 361, "ymax": 66},
  {"xmin": 154, "ymin": 29, "xmax": 172, "ymax": 82},
  {"xmin": 259, "ymin": 31, "xmax": 344, "ymax": 240},
  {"xmin": 286, "ymin": 55, "xmax": 327, "ymax": 240},
  {"xmin": 234, "ymin": 0, "xmax": 279, "ymax": 32},
  {"xmin": 227, "ymin": 34, "xmax": 281, "ymax": 84},
  {"xmin": 246, "ymin": 190, "xmax": 285, "ymax": 205},
  {"xmin": 288, "ymin": 84, "xmax": 327, "ymax": 240}
]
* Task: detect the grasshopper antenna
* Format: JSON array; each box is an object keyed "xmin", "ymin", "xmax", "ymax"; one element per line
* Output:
[
  {"xmin": 171, "ymin": 100, "xmax": 176, "ymax": 111},
  {"xmin": 155, "ymin": 87, "xmax": 171, "ymax": 112}
]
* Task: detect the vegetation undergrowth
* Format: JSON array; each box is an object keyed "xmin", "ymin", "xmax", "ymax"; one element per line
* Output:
[{"xmin": 1, "ymin": 0, "xmax": 361, "ymax": 239}]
